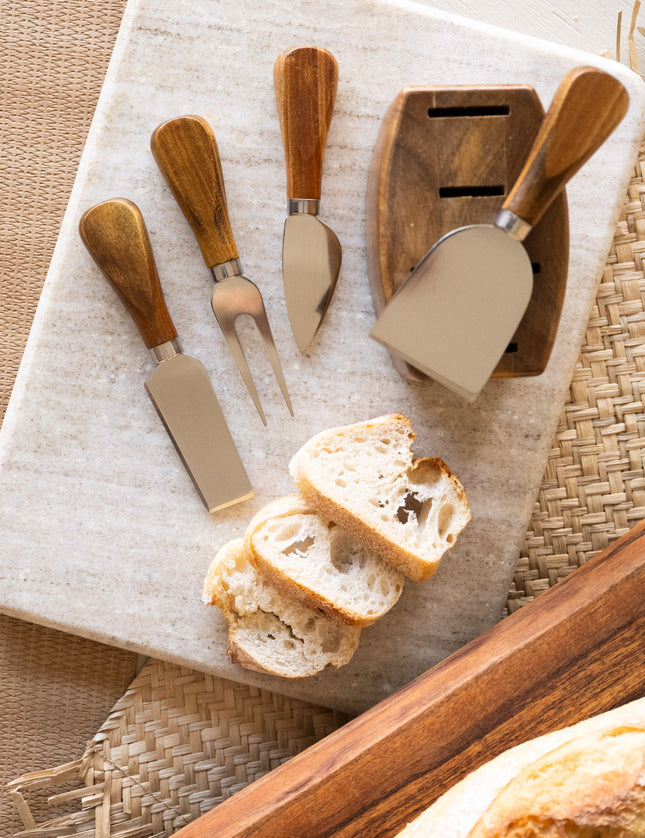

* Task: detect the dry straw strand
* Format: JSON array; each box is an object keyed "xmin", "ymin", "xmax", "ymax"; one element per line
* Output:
[{"xmin": 9, "ymin": 661, "xmax": 350, "ymax": 837}]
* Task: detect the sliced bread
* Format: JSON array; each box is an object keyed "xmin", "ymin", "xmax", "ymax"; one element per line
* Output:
[
  {"xmin": 202, "ymin": 538, "xmax": 361, "ymax": 678},
  {"xmin": 288, "ymin": 414, "xmax": 470, "ymax": 581},
  {"xmin": 244, "ymin": 494, "xmax": 405, "ymax": 626}
]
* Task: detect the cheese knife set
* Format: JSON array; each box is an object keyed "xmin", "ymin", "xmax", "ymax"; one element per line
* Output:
[
  {"xmin": 78, "ymin": 53, "xmax": 628, "ymax": 514},
  {"xmin": 79, "ymin": 46, "xmax": 344, "ymax": 513}
]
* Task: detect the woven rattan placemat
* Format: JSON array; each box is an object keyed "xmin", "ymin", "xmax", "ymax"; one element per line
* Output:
[
  {"xmin": 509, "ymin": 161, "xmax": 645, "ymax": 610},
  {"xmin": 3, "ymin": 1, "xmax": 645, "ymax": 835}
]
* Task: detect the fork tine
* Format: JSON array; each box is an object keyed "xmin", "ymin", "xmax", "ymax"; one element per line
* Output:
[
  {"xmin": 217, "ymin": 320, "xmax": 267, "ymax": 426},
  {"xmin": 252, "ymin": 311, "xmax": 294, "ymax": 417}
]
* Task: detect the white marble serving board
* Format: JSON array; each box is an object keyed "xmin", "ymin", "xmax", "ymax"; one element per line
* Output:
[{"xmin": 1, "ymin": 0, "xmax": 644, "ymax": 714}]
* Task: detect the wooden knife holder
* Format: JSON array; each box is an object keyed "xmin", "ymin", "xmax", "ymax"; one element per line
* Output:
[{"xmin": 366, "ymin": 85, "xmax": 569, "ymax": 381}]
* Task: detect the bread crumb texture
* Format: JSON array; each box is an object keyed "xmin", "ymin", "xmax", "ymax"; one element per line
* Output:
[
  {"xmin": 289, "ymin": 414, "xmax": 470, "ymax": 580},
  {"xmin": 203, "ymin": 414, "xmax": 470, "ymax": 675},
  {"xmin": 245, "ymin": 494, "xmax": 404, "ymax": 626},
  {"xmin": 203, "ymin": 539, "xmax": 360, "ymax": 678}
]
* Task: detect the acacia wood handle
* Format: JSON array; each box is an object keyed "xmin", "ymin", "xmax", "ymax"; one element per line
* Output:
[
  {"xmin": 173, "ymin": 517, "xmax": 645, "ymax": 838},
  {"xmin": 274, "ymin": 46, "xmax": 338, "ymax": 200},
  {"xmin": 78, "ymin": 198, "xmax": 177, "ymax": 349},
  {"xmin": 150, "ymin": 115, "xmax": 238, "ymax": 267},
  {"xmin": 503, "ymin": 65, "xmax": 629, "ymax": 228}
]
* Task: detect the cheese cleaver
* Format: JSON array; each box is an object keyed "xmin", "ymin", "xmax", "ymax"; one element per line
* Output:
[
  {"xmin": 79, "ymin": 198, "xmax": 253, "ymax": 513},
  {"xmin": 370, "ymin": 66, "xmax": 629, "ymax": 402},
  {"xmin": 274, "ymin": 46, "xmax": 342, "ymax": 352}
]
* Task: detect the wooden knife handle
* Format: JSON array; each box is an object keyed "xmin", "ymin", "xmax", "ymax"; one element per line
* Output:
[
  {"xmin": 503, "ymin": 65, "xmax": 628, "ymax": 229},
  {"xmin": 78, "ymin": 198, "xmax": 177, "ymax": 349},
  {"xmin": 173, "ymin": 518, "xmax": 645, "ymax": 838},
  {"xmin": 274, "ymin": 45, "xmax": 338, "ymax": 200},
  {"xmin": 150, "ymin": 115, "xmax": 238, "ymax": 267}
]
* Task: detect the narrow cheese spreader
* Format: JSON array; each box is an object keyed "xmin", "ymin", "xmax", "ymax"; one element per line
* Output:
[
  {"xmin": 274, "ymin": 46, "xmax": 342, "ymax": 352},
  {"xmin": 79, "ymin": 198, "xmax": 253, "ymax": 513},
  {"xmin": 151, "ymin": 115, "xmax": 293, "ymax": 426},
  {"xmin": 172, "ymin": 518, "xmax": 645, "ymax": 838},
  {"xmin": 370, "ymin": 66, "xmax": 629, "ymax": 402}
]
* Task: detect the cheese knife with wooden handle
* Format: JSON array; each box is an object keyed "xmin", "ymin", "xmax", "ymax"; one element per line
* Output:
[
  {"xmin": 150, "ymin": 115, "xmax": 293, "ymax": 426},
  {"xmin": 370, "ymin": 66, "xmax": 629, "ymax": 402},
  {"xmin": 274, "ymin": 45, "xmax": 342, "ymax": 352},
  {"xmin": 79, "ymin": 198, "xmax": 253, "ymax": 513}
]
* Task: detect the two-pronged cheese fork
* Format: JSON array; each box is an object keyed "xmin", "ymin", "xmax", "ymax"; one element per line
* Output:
[{"xmin": 151, "ymin": 114, "xmax": 293, "ymax": 426}]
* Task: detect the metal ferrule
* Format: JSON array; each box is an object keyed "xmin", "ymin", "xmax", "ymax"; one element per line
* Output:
[
  {"xmin": 288, "ymin": 198, "xmax": 319, "ymax": 216},
  {"xmin": 150, "ymin": 338, "xmax": 182, "ymax": 364},
  {"xmin": 210, "ymin": 258, "xmax": 243, "ymax": 283},
  {"xmin": 494, "ymin": 209, "xmax": 533, "ymax": 242}
]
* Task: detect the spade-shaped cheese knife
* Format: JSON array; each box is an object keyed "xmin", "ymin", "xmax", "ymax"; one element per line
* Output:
[
  {"xmin": 274, "ymin": 46, "xmax": 342, "ymax": 352},
  {"xmin": 370, "ymin": 66, "xmax": 629, "ymax": 402},
  {"xmin": 79, "ymin": 198, "xmax": 253, "ymax": 513},
  {"xmin": 150, "ymin": 115, "xmax": 293, "ymax": 427}
]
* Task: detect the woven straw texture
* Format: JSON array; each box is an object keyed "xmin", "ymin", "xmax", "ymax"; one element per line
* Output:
[
  {"xmin": 3, "ymin": 0, "xmax": 645, "ymax": 835},
  {"xmin": 508, "ymin": 156, "xmax": 645, "ymax": 610},
  {"xmin": 8, "ymin": 659, "xmax": 349, "ymax": 838},
  {"xmin": 0, "ymin": 616, "xmax": 137, "ymax": 838}
]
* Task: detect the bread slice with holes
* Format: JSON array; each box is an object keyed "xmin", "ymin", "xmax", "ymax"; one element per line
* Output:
[
  {"xmin": 244, "ymin": 494, "xmax": 405, "ymax": 627},
  {"xmin": 202, "ymin": 538, "xmax": 361, "ymax": 678},
  {"xmin": 289, "ymin": 414, "xmax": 470, "ymax": 581}
]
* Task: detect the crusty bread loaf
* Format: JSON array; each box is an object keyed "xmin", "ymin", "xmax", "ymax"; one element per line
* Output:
[
  {"xmin": 202, "ymin": 538, "xmax": 361, "ymax": 678},
  {"xmin": 289, "ymin": 414, "xmax": 470, "ymax": 581},
  {"xmin": 244, "ymin": 494, "xmax": 405, "ymax": 626},
  {"xmin": 396, "ymin": 697, "xmax": 645, "ymax": 838}
]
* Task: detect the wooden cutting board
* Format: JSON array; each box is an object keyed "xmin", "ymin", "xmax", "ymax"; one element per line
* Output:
[{"xmin": 0, "ymin": 0, "xmax": 643, "ymax": 715}]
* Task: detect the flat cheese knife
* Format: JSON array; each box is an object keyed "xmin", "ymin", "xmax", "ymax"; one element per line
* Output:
[
  {"xmin": 274, "ymin": 45, "xmax": 342, "ymax": 352},
  {"xmin": 79, "ymin": 198, "xmax": 254, "ymax": 513},
  {"xmin": 370, "ymin": 66, "xmax": 629, "ymax": 402}
]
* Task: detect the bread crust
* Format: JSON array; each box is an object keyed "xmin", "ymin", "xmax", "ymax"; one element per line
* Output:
[
  {"xmin": 245, "ymin": 494, "xmax": 404, "ymax": 624},
  {"xmin": 396, "ymin": 698, "xmax": 645, "ymax": 838},
  {"xmin": 203, "ymin": 414, "xmax": 469, "ymax": 676},
  {"xmin": 203, "ymin": 538, "xmax": 361, "ymax": 678},
  {"xmin": 292, "ymin": 443, "xmax": 470, "ymax": 582},
  {"xmin": 226, "ymin": 637, "xmax": 318, "ymax": 679},
  {"xmin": 249, "ymin": 560, "xmax": 370, "ymax": 626}
]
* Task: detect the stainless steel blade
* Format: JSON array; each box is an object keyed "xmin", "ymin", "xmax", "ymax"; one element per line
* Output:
[
  {"xmin": 209, "ymin": 267, "xmax": 294, "ymax": 425},
  {"xmin": 370, "ymin": 225, "xmax": 533, "ymax": 402},
  {"xmin": 282, "ymin": 214, "xmax": 342, "ymax": 352},
  {"xmin": 145, "ymin": 351, "xmax": 253, "ymax": 512}
]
